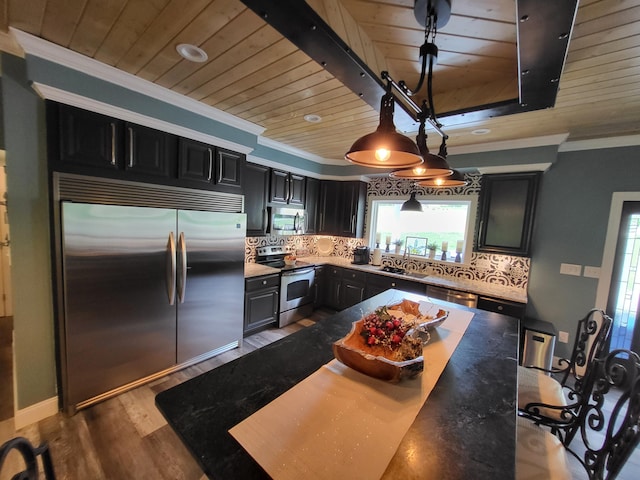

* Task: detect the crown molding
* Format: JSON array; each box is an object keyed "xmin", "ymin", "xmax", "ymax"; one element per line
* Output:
[
  {"xmin": 33, "ymin": 83, "xmax": 253, "ymax": 155},
  {"xmin": 247, "ymin": 154, "xmax": 368, "ymax": 181},
  {"xmin": 475, "ymin": 163, "xmax": 552, "ymax": 174},
  {"xmin": 256, "ymin": 136, "xmax": 344, "ymax": 166},
  {"xmin": 559, "ymin": 134, "xmax": 640, "ymax": 152},
  {"xmin": 448, "ymin": 133, "xmax": 569, "ymax": 156},
  {"xmin": 12, "ymin": 28, "xmax": 265, "ymax": 137}
]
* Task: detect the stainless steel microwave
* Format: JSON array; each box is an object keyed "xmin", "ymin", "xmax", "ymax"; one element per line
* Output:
[{"xmin": 268, "ymin": 207, "xmax": 306, "ymax": 235}]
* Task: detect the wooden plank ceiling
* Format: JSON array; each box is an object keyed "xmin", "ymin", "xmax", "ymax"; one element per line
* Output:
[{"xmin": 1, "ymin": 0, "xmax": 639, "ymax": 163}]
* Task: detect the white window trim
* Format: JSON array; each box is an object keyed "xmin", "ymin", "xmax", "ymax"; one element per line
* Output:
[{"xmin": 366, "ymin": 194, "xmax": 479, "ymax": 265}]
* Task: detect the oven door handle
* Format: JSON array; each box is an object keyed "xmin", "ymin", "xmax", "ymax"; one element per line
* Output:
[{"xmin": 281, "ymin": 268, "xmax": 315, "ymax": 276}]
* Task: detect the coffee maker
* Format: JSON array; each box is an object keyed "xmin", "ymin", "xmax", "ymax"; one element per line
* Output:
[{"xmin": 352, "ymin": 246, "xmax": 370, "ymax": 265}]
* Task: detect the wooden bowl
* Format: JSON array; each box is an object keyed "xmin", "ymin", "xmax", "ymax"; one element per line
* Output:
[{"xmin": 333, "ymin": 319, "xmax": 425, "ymax": 383}]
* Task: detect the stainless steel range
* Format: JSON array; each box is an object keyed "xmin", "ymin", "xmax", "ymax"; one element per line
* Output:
[{"xmin": 255, "ymin": 246, "xmax": 316, "ymax": 327}]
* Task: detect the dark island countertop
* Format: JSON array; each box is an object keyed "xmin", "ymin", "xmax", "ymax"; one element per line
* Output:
[{"xmin": 155, "ymin": 290, "xmax": 519, "ymax": 479}]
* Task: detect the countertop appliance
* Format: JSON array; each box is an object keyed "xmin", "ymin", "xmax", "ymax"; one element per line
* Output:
[
  {"xmin": 256, "ymin": 246, "xmax": 315, "ymax": 327},
  {"xmin": 268, "ymin": 206, "xmax": 306, "ymax": 235},
  {"xmin": 59, "ymin": 199, "xmax": 246, "ymax": 411},
  {"xmin": 352, "ymin": 246, "xmax": 370, "ymax": 264},
  {"xmin": 426, "ymin": 284, "xmax": 478, "ymax": 308}
]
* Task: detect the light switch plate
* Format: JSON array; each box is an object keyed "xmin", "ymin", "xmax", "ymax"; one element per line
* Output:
[
  {"xmin": 560, "ymin": 263, "xmax": 582, "ymax": 276},
  {"xmin": 584, "ymin": 266, "xmax": 601, "ymax": 278},
  {"xmin": 558, "ymin": 331, "xmax": 569, "ymax": 343}
]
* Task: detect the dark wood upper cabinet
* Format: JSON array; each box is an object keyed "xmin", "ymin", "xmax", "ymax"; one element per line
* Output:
[
  {"xmin": 476, "ymin": 172, "xmax": 541, "ymax": 256},
  {"xmin": 305, "ymin": 176, "xmax": 320, "ymax": 234},
  {"xmin": 56, "ymin": 103, "xmax": 121, "ymax": 169},
  {"xmin": 178, "ymin": 137, "xmax": 215, "ymax": 184},
  {"xmin": 270, "ymin": 169, "xmax": 305, "ymax": 206},
  {"xmin": 178, "ymin": 139, "xmax": 243, "ymax": 191},
  {"xmin": 318, "ymin": 180, "xmax": 366, "ymax": 238},
  {"xmin": 244, "ymin": 162, "xmax": 270, "ymax": 236},
  {"xmin": 216, "ymin": 148, "xmax": 243, "ymax": 190},
  {"xmin": 124, "ymin": 123, "xmax": 174, "ymax": 177}
]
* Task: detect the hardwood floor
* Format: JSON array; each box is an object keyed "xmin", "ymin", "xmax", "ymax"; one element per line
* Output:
[{"xmin": 1, "ymin": 308, "xmax": 638, "ymax": 479}]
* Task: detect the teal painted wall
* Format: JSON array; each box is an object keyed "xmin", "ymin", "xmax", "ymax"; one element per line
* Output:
[
  {"xmin": 527, "ymin": 146, "xmax": 640, "ymax": 357},
  {"xmin": 1, "ymin": 54, "xmax": 57, "ymax": 409}
]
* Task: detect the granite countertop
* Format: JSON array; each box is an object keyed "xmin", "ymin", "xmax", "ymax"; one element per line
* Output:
[
  {"xmin": 244, "ymin": 256, "xmax": 527, "ymax": 304},
  {"xmin": 155, "ymin": 290, "xmax": 519, "ymax": 479}
]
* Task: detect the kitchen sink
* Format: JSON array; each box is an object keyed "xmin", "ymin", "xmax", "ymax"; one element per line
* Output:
[{"xmin": 404, "ymin": 272, "xmax": 427, "ymax": 280}]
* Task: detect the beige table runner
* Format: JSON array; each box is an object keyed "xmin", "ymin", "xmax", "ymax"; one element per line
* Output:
[{"xmin": 230, "ymin": 306, "xmax": 474, "ymax": 480}]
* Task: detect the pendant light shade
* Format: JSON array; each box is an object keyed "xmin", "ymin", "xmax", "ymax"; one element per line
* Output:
[
  {"xmin": 390, "ymin": 123, "xmax": 453, "ymax": 179},
  {"xmin": 418, "ymin": 169, "xmax": 468, "ymax": 188},
  {"xmin": 400, "ymin": 191, "xmax": 423, "ymax": 212},
  {"xmin": 345, "ymin": 92, "xmax": 423, "ymax": 169}
]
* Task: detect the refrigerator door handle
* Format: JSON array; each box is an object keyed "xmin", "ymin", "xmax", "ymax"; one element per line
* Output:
[
  {"xmin": 166, "ymin": 232, "xmax": 176, "ymax": 305},
  {"xmin": 177, "ymin": 232, "xmax": 187, "ymax": 303}
]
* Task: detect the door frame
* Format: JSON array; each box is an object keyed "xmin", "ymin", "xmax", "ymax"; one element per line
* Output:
[{"xmin": 596, "ymin": 192, "xmax": 640, "ymax": 311}]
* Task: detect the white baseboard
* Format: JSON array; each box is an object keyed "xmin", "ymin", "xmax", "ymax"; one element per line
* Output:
[{"xmin": 13, "ymin": 396, "xmax": 59, "ymax": 430}]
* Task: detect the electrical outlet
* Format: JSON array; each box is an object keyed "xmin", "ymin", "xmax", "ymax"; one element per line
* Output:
[
  {"xmin": 584, "ymin": 266, "xmax": 601, "ymax": 278},
  {"xmin": 560, "ymin": 263, "xmax": 582, "ymax": 276},
  {"xmin": 558, "ymin": 331, "xmax": 569, "ymax": 343}
]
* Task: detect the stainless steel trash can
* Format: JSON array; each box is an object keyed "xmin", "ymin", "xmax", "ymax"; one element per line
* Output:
[{"xmin": 521, "ymin": 318, "xmax": 557, "ymax": 372}]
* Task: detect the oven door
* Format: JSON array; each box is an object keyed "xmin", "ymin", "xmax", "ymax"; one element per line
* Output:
[{"xmin": 280, "ymin": 267, "xmax": 315, "ymax": 314}]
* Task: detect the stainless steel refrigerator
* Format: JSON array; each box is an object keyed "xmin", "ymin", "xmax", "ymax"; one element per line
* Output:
[{"xmin": 61, "ymin": 202, "xmax": 246, "ymax": 409}]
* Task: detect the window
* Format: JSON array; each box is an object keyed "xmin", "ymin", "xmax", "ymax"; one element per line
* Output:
[{"xmin": 367, "ymin": 195, "xmax": 478, "ymax": 263}]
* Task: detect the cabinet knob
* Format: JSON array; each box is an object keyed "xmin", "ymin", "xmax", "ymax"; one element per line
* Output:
[
  {"xmin": 498, "ymin": 305, "xmax": 503, "ymax": 311},
  {"xmin": 262, "ymin": 280, "xmax": 267, "ymax": 285},
  {"xmin": 391, "ymin": 282, "xmax": 396, "ymax": 287}
]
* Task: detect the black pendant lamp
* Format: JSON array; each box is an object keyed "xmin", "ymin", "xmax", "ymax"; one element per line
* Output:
[
  {"xmin": 345, "ymin": 86, "xmax": 423, "ymax": 169},
  {"xmin": 418, "ymin": 169, "xmax": 468, "ymax": 188},
  {"xmin": 401, "ymin": 190, "xmax": 423, "ymax": 212},
  {"xmin": 390, "ymin": 121, "xmax": 452, "ymax": 179}
]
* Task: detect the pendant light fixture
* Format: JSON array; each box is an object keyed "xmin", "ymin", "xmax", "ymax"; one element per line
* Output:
[
  {"xmin": 345, "ymin": 84, "xmax": 423, "ymax": 169},
  {"xmin": 418, "ymin": 169, "xmax": 468, "ymax": 188},
  {"xmin": 344, "ymin": 0, "xmax": 452, "ymax": 173},
  {"xmin": 389, "ymin": 119, "xmax": 452, "ymax": 179},
  {"xmin": 401, "ymin": 189, "xmax": 423, "ymax": 212}
]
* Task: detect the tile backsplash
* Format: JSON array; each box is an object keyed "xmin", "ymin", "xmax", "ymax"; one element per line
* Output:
[{"xmin": 245, "ymin": 234, "xmax": 529, "ymax": 291}]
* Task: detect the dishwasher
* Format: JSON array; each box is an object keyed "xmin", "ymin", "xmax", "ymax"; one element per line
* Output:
[{"xmin": 426, "ymin": 285, "xmax": 478, "ymax": 308}]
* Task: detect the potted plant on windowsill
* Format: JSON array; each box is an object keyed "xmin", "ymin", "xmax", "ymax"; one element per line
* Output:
[
  {"xmin": 427, "ymin": 242, "xmax": 438, "ymax": 259},
  {"xmin": 393, "ymin": 239, "xmax": 404, "ymax": 255}
]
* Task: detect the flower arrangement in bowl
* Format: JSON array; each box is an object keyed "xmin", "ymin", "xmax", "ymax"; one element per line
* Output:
[{"xmin": 284, "ymin": 254, "xmax": 296, "ymax": 266}]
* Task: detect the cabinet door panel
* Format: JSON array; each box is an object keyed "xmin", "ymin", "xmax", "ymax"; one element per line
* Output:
[
  {"xmin": 244, "ymin": 162, "xmax": 270, "ymax": 236},
  {"xmin": 178, "ymin": 138, "xmax": 213, "ymax": 184},
  {"xmin": 270, "ymin": 169, "xmax": 290, "ymax": 203},
  {"xmin": 125, "ymin": 123, "xmax": 174, "ymax": 177},
  {"xmin": 289, "ymin": 174, "xmax": 305, "ymax": 206},
  {"xmin": 58, "ymin": 104, "xmax": 120, "ymax": 169},
  {"xmin": 216, "ymin": 148, "xmax": 243, "ymax": 189},
  {"xmin": 477, "ymin": 172, "xmax": 540, "ymax": 256},
  {"xmin": 305, "ymin": 177, "xmax": 320, "ymax": 234}
]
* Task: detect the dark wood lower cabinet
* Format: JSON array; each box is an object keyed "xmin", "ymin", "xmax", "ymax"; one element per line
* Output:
[{"xmin": 244, "ymin": 274, "xmax": 280, "ymax": 335}]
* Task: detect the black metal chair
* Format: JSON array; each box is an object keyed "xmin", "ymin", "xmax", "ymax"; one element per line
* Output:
[
  {"xmin": 517, "ymin": 348, "xmax": 640, "ymax": 480},
  {"xmin": 518, "ymin": 308, "xmax": 613, "ymax": 443},
  {"xmin": 0, "ymin": 436, "xmax": 56, "ymax": 480}
]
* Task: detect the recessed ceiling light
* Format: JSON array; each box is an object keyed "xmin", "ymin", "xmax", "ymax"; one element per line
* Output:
[
  {"xmin": 472, "ymin": 128, "xmax": 491, "ymax": 135},
  {"xmin": 303, "ymin": 114, "xmax": 322, "ymax": 123},
  {"xmin": 176, "ymin": 43, "xmax": 208, "ymax": 63}
]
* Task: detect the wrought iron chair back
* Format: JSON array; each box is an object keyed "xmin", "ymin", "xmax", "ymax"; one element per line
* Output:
[
  {"xmin": 519, "ymin": 308, "xmax": 613, "ymax": 442},
  {"xmin": 565, "ymin": 349, "xmax": 640, "ymax": 480},
  {"xmin": 0, "ymin": 436, "xmax": 56, "ymax": 480}
]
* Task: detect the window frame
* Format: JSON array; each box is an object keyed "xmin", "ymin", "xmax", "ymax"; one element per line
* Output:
[{"xmin": 366, "ymin": 194, "xmax": 479, "ymax": 265}]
